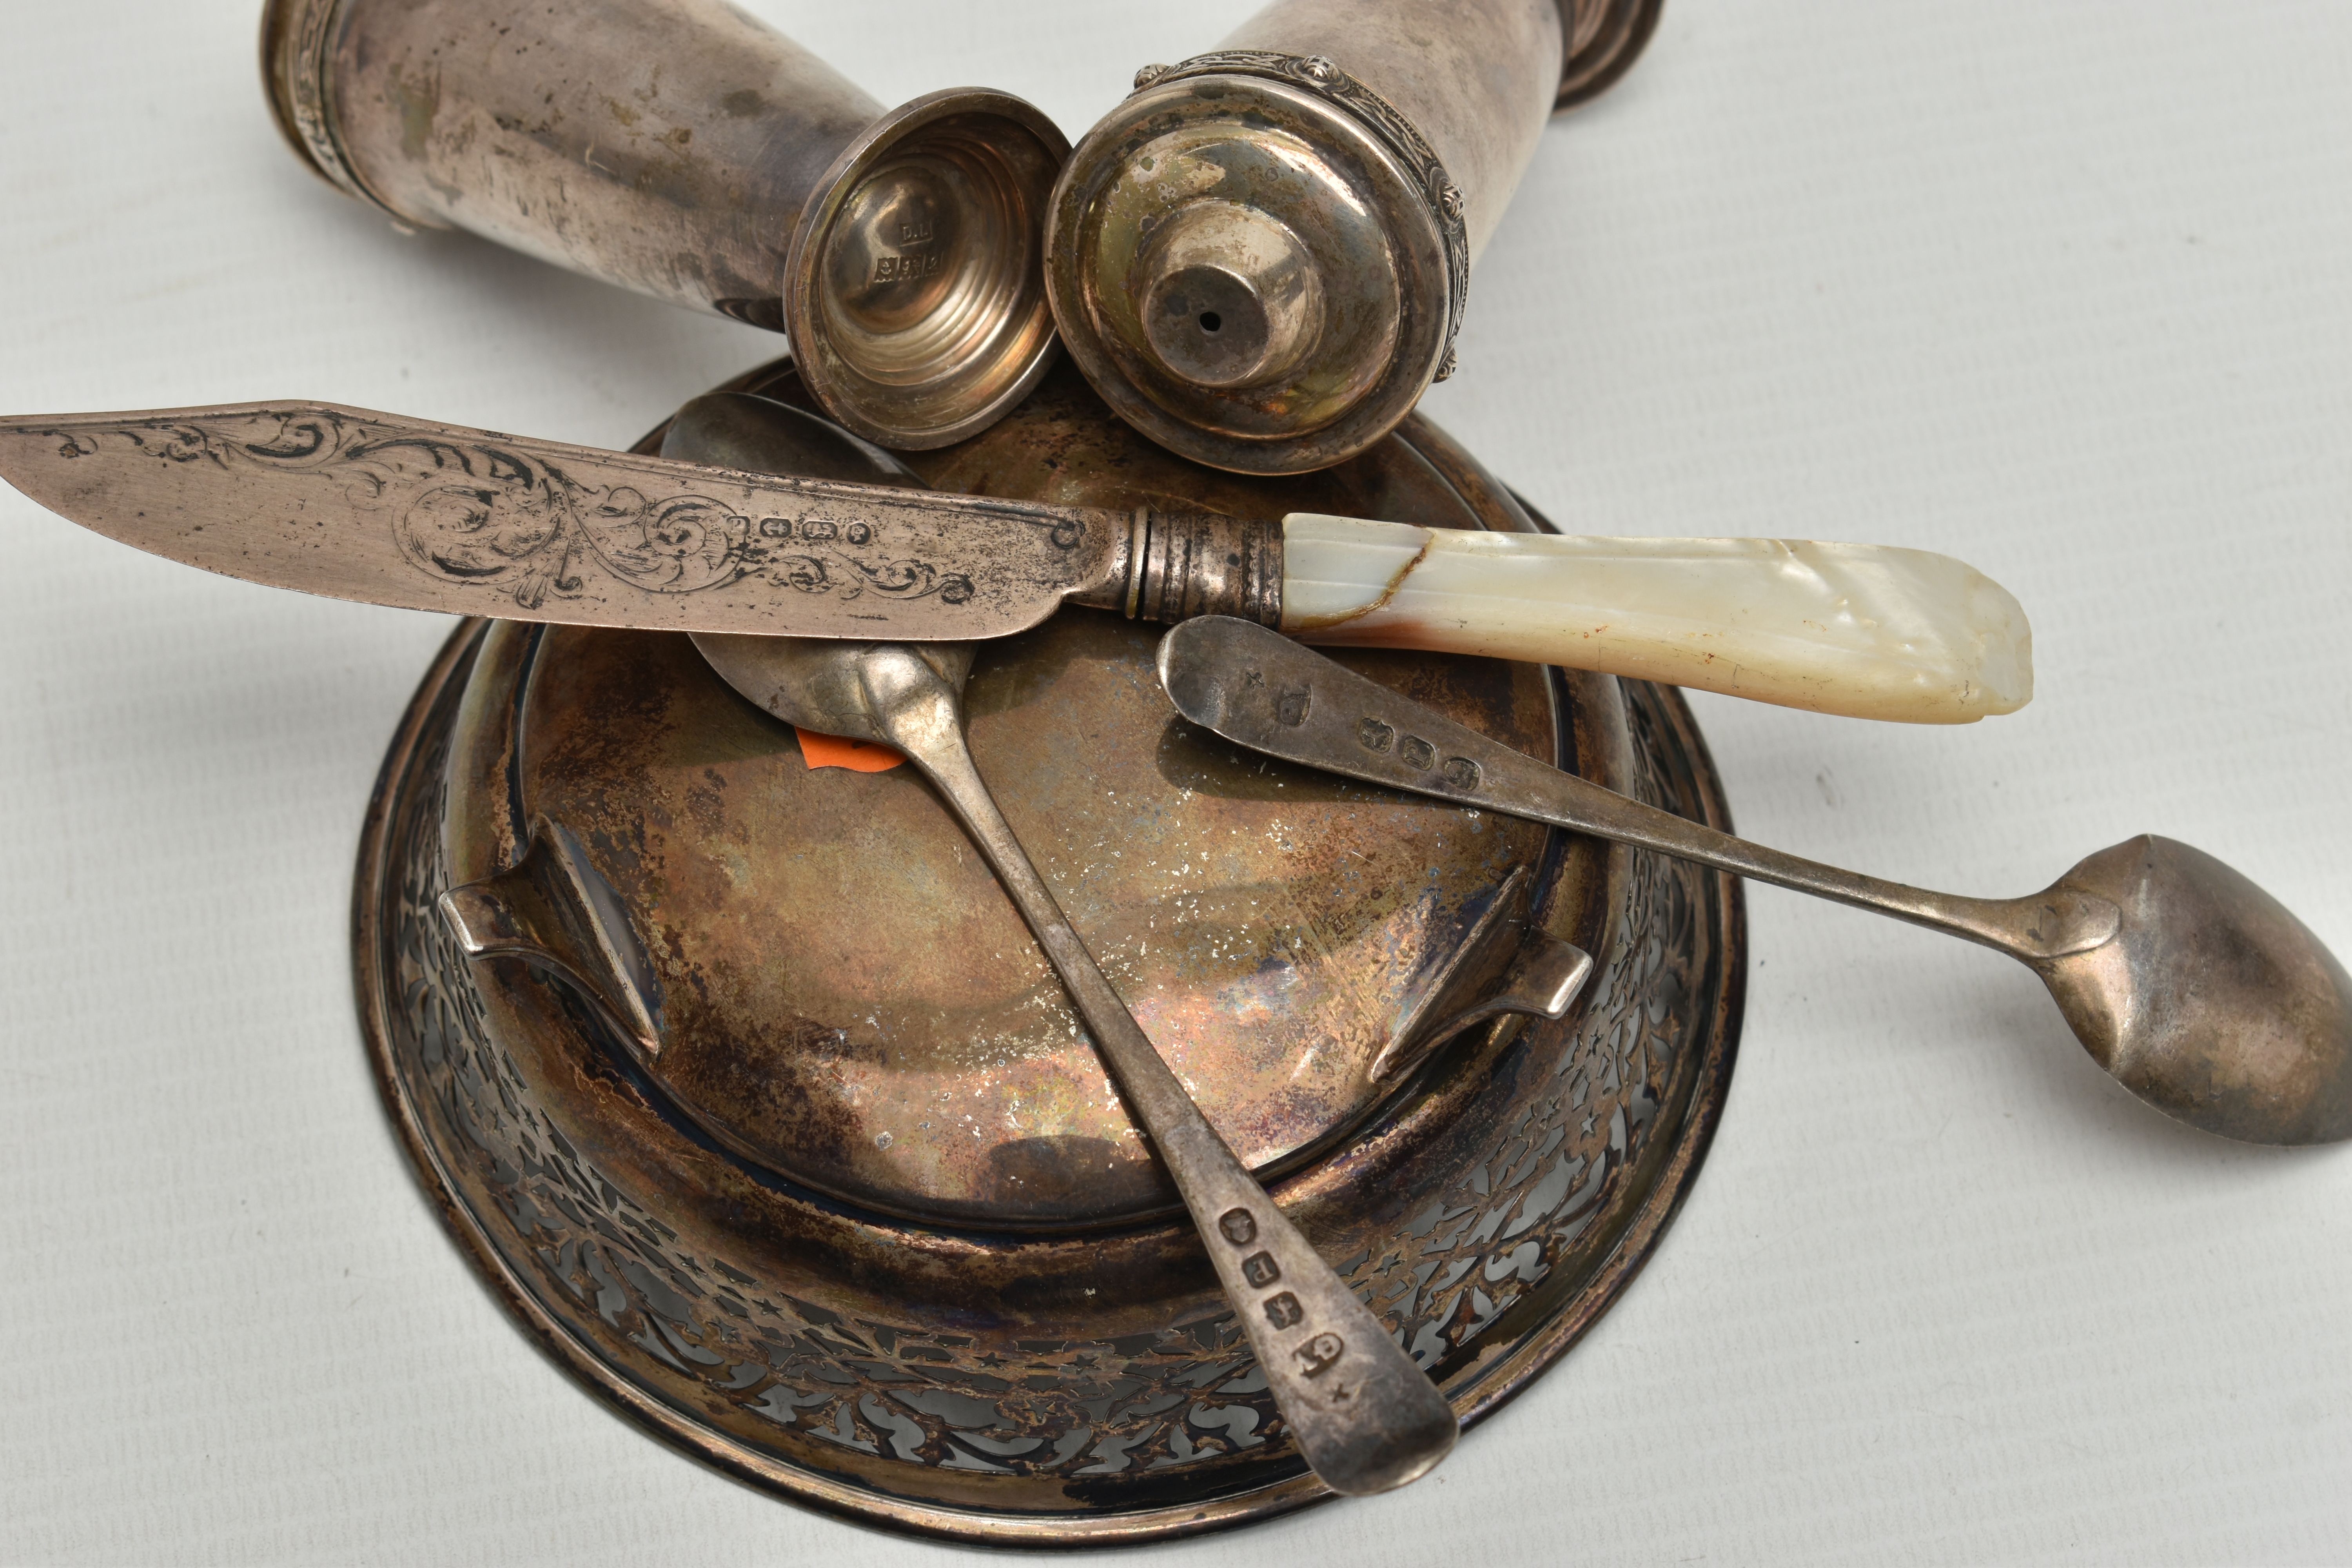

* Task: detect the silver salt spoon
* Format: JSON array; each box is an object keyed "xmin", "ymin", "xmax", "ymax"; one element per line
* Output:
[
  {"xmin": 1158, "ymin": 616, "xmax": 2352, "ymax": 1147},
  {"xmin": 671, "ymin": 395, "xmax": 1459, "ymax": 1495}
]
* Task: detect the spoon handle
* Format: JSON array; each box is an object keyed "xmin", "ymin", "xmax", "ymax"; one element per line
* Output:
[
  {"xmin": 1158, "ymin": 619, "xmax": 2118, "ymax": 963},
  {"xmin": 864, "ymin": 652, "xmax": 1459, "ymax": 1497}
]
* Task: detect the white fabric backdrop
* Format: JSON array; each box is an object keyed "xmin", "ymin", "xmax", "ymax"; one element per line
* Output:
[{"xmin": 2, "ymin": 2, "xmax": 2347, "ymax": 1561}]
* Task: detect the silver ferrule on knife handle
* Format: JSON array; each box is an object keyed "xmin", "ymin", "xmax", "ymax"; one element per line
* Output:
[
  {"xmin": 259, "ymin": 0, "xmax": 1067, "ymax": 451},
  {"xmin": 1068, "ymin": 510, "xmax": 1289, "ymax": 625},
  {"xmin": 1134, "ymin": 505, "xmax": 1298, "ymax": 621},
  {"xmin": 1070, "ymin": 509, "xmax": 1286, "ymax": 628}
]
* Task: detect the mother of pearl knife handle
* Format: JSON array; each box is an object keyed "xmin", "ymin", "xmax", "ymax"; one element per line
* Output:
[{"xmin": 1278, "ymin": 515, "xmax": 2033, "ymax": 724}]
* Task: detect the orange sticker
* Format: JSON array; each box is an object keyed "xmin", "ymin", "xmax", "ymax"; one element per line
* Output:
[{"xmin": 794, "ymin": 726, "xmax": 906, "ymax": 773}]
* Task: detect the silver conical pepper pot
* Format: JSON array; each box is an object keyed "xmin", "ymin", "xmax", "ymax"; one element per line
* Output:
[
  {"xmin": 261, "ymin": 0, "xmax": 1069, "ymax": 449},
  {"xmin": 1045, "ymin": 0, "xmax": 1661, "ymax": 475}
]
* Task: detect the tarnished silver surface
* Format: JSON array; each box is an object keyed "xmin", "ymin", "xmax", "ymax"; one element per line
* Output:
[
  {"xmin": 0, "ymin": 401, "xmax": 1308, "ymax": 645},
  {"xmin": 417, "ymin": 388, "xmax": 1586, "ymax": 1237},
  {"xmin": 1046, "ymin": 0, "xmax": 1568, "ymax": 473},
  {"xmin": 1366, "ymin": 866, "xmax": 1594, "ymax": 1085},
  {"xmin": 342, "ymin": 354, "xmax": 1745, "ymax": 1541},
  {"xmin": 258, "ymin": 0, "xmax": 368, "ymax": 205},
  {"xmin": 1164, "ymin": 619, "xmax": 2352, "ymax": 1147},
  {"xmin": 673, "ymin": 379, "xmax": 1464, "ymax": 1495},
  {"xmin": 706, "ymin": 634, "xmax": 1466, "ymax": 1495},
  {"xmin": 259, "ymin": 0, "xmax": 1066, "ymax": 448},
  {"xmin": 679, "ymin": 392, "xmax": 1574, "ymax": 1228},
  {"xmin": 360, "ymin": 624, "xmax": 1742, "ymax": 1541}
]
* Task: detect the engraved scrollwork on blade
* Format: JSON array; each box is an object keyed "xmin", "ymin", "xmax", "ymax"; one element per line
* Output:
[
  {"xmin": 28, "ymin": 409, "xmax": 776, "ymax": 610},
  {"xmin": 391, "ymin": 482, "xmax": 575, "ymax": 606},
  {"xmin": 837, "ymin": 556, "xmax": 976, "ymax": 604},
  {"xmin": 747, "ymin": 534, "xmax": 971, "ymax": 604},
  {"xmin": 757, "ymin": 551, "xmax": 972, "ymax": 604},
  {"xmin": 5, "ymin": 406, "xmax": 1056, "ymax": 630},
  {"xmin": 33, "ymin": 407, "xmax": 361, "ymax": 470},
  {"xmin": 577, "ymin": 491, "xmax": 748, "ymax": 594},
  {"xmin": 351, "ymin": 433, "xmax": 754, "ymax": 604},
  {"xmin": 768, "ymin": 554, "xmax": 834, "ymax": 595}
]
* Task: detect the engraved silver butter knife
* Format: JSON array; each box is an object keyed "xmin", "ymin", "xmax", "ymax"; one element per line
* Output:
[{"xmin": 0, "ymin": 401, "xmax": 2031, "ymax": 723}]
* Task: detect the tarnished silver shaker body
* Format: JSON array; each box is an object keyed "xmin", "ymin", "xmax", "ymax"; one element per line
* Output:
[
  {"xmin": 261, "ymin": 0, "xmax": 1069, "ymax": 450},
  {"xmin": 1046, "ymin": 0, "xmax": 1656, "ymax": 475}
]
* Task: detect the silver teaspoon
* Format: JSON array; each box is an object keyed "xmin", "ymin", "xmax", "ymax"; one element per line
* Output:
[
  {"xmin": 1158, "ymin": 617, "xmax": 2352, "ymax": 1147},
  {"xmin": 668, "ymin": 395, "xmax": 1458, "ymax": 1495}
]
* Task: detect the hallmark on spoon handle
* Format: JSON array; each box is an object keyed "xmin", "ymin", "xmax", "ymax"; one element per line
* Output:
[
  {"xmin": 913, "ymin": 773, "xmax": 1463, "ymax": 1494},
  {"xmin": 867, "ymin": 649, "xmax": 1460, "ymax": 1494},
  {"xmin": 1152, "ymin": 617, "xmax": 2096, "ymax": 958},
  {"xmin": 1148, "ymin": 1116, "xmax": 1463, "ymax": 1496}
]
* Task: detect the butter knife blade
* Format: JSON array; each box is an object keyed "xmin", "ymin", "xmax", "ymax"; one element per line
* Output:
[{"xmin": 0, "ymin": 403, "xmax": 1125, "ymax": 641}]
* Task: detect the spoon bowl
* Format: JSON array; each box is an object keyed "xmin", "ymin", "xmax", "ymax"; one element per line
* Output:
[
  {"xmin": 2036, "ymin": 835, "xmax": 2352, "ymax": 1145},
  {"xmin": 693, "ymin": 632, "xmax": 972, "ymax": 741},
  {"xmin": 656, "ymin": 390, "xmax": 979, "ymax": 747}
]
